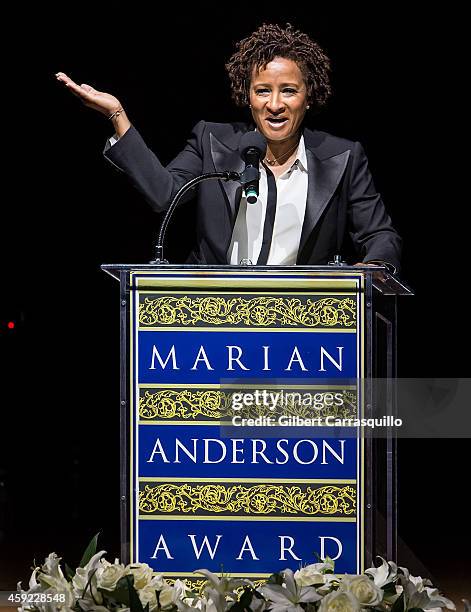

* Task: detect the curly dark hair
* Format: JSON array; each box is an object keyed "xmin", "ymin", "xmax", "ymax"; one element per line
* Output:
[{"xmin": 225, "ymin": 23, "xmax": 332, "ymax": 110}]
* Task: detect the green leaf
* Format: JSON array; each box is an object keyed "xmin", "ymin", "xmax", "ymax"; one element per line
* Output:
[
  {"xmin": 79, "ymin": 531, "xmax": 101, "ymax": 568},
  {"xmin": 64, "ymin": 563, "xmax": 75, "ymax": 582},
  {"xmin": 127, "ymin": 575, "xmax": 145, "ymax": 612},
  {"xmin": 100, "ymin": 575, "xmax": 134, "ymax": 607},
  {"xmin": 240, "ymin": 588, "xmax": 253, "ymax": 607},
  {"xmin": 266, "ymin": 572, "xmax": 284, "ymax": 585},
  {"xmin": 229, "ymin": 587, "xmax": 254, "ymax": 612},
  {"xmin": 382, "ymin": 581, "xmax": 398, "ymax": 596},
  {"xmin": 81, "ymin": 568, "xmax": 99, "ymax": 605},
  {"xmin": 391, "ymin": 592, "xmax": 405, "ymax": 612}
]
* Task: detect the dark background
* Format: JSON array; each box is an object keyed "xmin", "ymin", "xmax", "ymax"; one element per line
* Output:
[{"xmin": 1, "ymin": 5, "xmax": 469, "ymax": 601}]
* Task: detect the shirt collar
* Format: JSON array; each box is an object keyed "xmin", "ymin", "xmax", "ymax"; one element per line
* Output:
[
  {"xmin": 277, "ymin": 135, "xmax": 308, "ymax": 178},
  {"xmin": 254, "ymin": 130, "xmax": 308, "ymax": 173},
  {"xmin": 294, "ymin": 135, "xmax": 308, "ymax": 172}
]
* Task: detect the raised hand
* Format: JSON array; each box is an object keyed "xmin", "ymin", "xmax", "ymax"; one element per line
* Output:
[
  {"xmin": 55, "ymin": 72, "xmax": 131, "ymax": 136},
  {"xmin": 55, "ymin": 72, "xmax": 122, "ymax": 117}
]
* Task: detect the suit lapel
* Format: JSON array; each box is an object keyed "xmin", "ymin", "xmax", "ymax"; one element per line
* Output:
[
  {"xmin": 209, "ymin": 125, "xmax": 351, "ymax": 254},
  {"xmin": 210, "ymin": 132, "xmax": 245, "ymax": 220},
  {"xmin": 298, "ymin": 131, "xmax": 351, "ymax": 256}
]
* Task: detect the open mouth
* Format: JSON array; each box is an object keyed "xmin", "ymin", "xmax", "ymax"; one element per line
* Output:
[{"xmin": 266, "ymin": 117, "xmax": 289, "ymax": 128}]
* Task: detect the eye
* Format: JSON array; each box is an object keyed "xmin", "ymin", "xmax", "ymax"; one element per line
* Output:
[
  {"xmin": 255, "ymin": 88, "xmax": 270, "ymax": 95},
  {"xmin": 282, "ymin": 88, "xmax": 297, "ymax": 95}
]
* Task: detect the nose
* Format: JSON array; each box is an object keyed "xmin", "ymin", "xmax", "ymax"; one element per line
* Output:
[{"xmin": 266, "ymin": 92, "xmax": 285, "ymax": 114}]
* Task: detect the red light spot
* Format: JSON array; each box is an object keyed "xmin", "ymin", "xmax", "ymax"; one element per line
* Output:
[{"xmin": 7, "ymin": 321, "xmax": 15, "ymax": 329}]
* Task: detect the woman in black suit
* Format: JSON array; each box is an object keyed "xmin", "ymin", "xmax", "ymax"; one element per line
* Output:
[{"xmin": 56, "ymin": 23, "xmax": 401, "ymax": 271}]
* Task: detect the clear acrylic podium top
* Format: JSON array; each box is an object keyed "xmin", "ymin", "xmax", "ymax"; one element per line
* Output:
[{"xmin": 101, "ymin": 263, "xmax": 413, "ymax": 297}]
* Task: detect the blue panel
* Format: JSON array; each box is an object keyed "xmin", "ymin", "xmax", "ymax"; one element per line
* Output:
[
  {"xmin": 138, "ymin": 519, "xmax": 357, "ymax": 574},
  {"xmin": 138, "ymin": 331, "xmax": 357, "ymax": 383},
  {"xmin": 139, "ymin": 425, "xmax": 358, "ymax": 479},
  {"xmin": 131, "ymin": 280, "xmax": 362, "ymax": 577}
]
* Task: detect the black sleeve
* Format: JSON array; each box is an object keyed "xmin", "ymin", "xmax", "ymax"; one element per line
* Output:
[
  {"xmin": 103, "ymin": 121, "xmax": 206, "ymax": 213},
  {"xmin": 347, "ymin": 141, "xmax": 402, "ymax": 273}
]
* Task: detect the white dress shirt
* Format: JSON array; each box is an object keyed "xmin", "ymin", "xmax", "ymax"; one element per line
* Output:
[{"xmin": 228, "ymin": 135, "xmax": 308, "ymax": 265}]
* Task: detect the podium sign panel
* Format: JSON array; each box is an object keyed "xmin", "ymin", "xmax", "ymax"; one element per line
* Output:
[{"xmin": 124, "ymin": 268, "xmax": 365, "ymax": 581}]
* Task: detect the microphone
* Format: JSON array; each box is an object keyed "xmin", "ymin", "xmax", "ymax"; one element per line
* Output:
[{"xmin": 238, "ymin": 131, "xmax": 267, "ymax": 204}]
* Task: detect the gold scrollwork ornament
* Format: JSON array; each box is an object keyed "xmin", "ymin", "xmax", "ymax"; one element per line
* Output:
[
  {"xmin": 139, "ymin": 296, "xmax": 356, "ymax": 328},
  {"xmin": 139, "ymin": 483, "xmax": 356, "ymax": 517}
]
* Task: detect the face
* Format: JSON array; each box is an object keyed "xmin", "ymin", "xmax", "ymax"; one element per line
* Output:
[{"xmin": 249, "ymin": 56, "xmax": 309, "ymax": 144}]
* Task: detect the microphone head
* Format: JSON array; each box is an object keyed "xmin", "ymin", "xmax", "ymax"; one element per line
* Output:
[{"xmin": 238, "ymin": 131, "xmax": 267, "ymax": 161}]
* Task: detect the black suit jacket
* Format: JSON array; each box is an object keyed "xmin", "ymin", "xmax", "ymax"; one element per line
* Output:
[{"xmin": 104, "ymin": 121, "xmax": 401, "ymax": 271}]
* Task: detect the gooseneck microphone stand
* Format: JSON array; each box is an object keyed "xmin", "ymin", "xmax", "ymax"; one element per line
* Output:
[{"xmin": 150, "ymin": 171, "xmax": 242, "ymax": 264}]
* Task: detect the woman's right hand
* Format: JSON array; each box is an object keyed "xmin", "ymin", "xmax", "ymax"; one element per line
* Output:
[
  {"xmin": 56, "ymin": 72, "xmax": 131, "ymax": 136},
  {"xmin": 55, "ymin": 72, "xmax": 122, "ymax": 117}
]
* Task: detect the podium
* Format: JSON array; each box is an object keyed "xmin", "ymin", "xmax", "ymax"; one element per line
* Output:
[{"xmin": 102, "ymin": 263, "xmax": 411, "ymax": 585}]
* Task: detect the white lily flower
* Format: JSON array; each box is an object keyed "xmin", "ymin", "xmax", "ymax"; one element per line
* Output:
[
  {"xmin": 294, "ymin": 566, "xmax": 325, "ymax": 587},
  {"xmin": 261, "ymin": 569, "xmax": 321, "ymax": 612},
  {"xmin": 316, "ymin": 574, "xmax": 341, "ymax": 595},
  {"xmin": 409, "ymin": 574, "xmax": 433, "ymax": 590},
  {"xmin": 16, "ymin": 553, "xmax": 75, "ymax": 611},
  {"xmin": 148, "ymin": 580, "xmax": 186, "ymax": 610},
  {"xmin": 250, "ymin": 592, "xmax": 268, "ymax": 612},
  {"xmin": 147, "ymin": 572, "xmax": 167, "ymax": 590},
  {"xmin": 400, "ymin": 575, "xmax": 456, "ymax": 611},
  {"xmin": 182, "ymin": 595, "xmax": 219, "ymax": 612},
  {"xmin": 28, "ymin": 567, "xmax": 40, "ymax": 590},
  {"xmin": 295, "ymin": 558, "xmax": 335, "ymax": 579},
  {"xmin": 13, "ymin": 549, "xmax": 459, "ymax": 612},
  {"xmin": 173, "ymin": 579, "xmax": 187, "ymax": 599},
  {"xmin": 423, "ymin": 587, "xmax": 456, "ymax": 610},
  {"xmin": 195, "ymin": 568, "xmax": 249, "ymax": 606},
  {"xmin": 365, "ymin": 557, "xmax": 398, "ymax": 587},
  {"xmin": 42, "ymin": 553, "xmax": 64, "ymax": 578},
  {"xmin": 72, "ymin": 549, "xmax": 107, "ymax": 603},
  {"xmin": 136, "ymin": 571, "xmax": 175, "ymax": 611},
  {"xmin": 195, "ymin": 568, "xmax": 248, "ymax": 591}
]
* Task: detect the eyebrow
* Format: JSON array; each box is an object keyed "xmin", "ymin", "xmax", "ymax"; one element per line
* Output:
[{"xmin": 252, "ymin": 82, "xmax": 302, "ymax": 88}]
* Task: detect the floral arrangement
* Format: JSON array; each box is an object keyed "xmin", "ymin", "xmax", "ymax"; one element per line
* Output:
[{"xmin": 15, "ymin": 535, "xmax": 458, "ymax": 612}]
